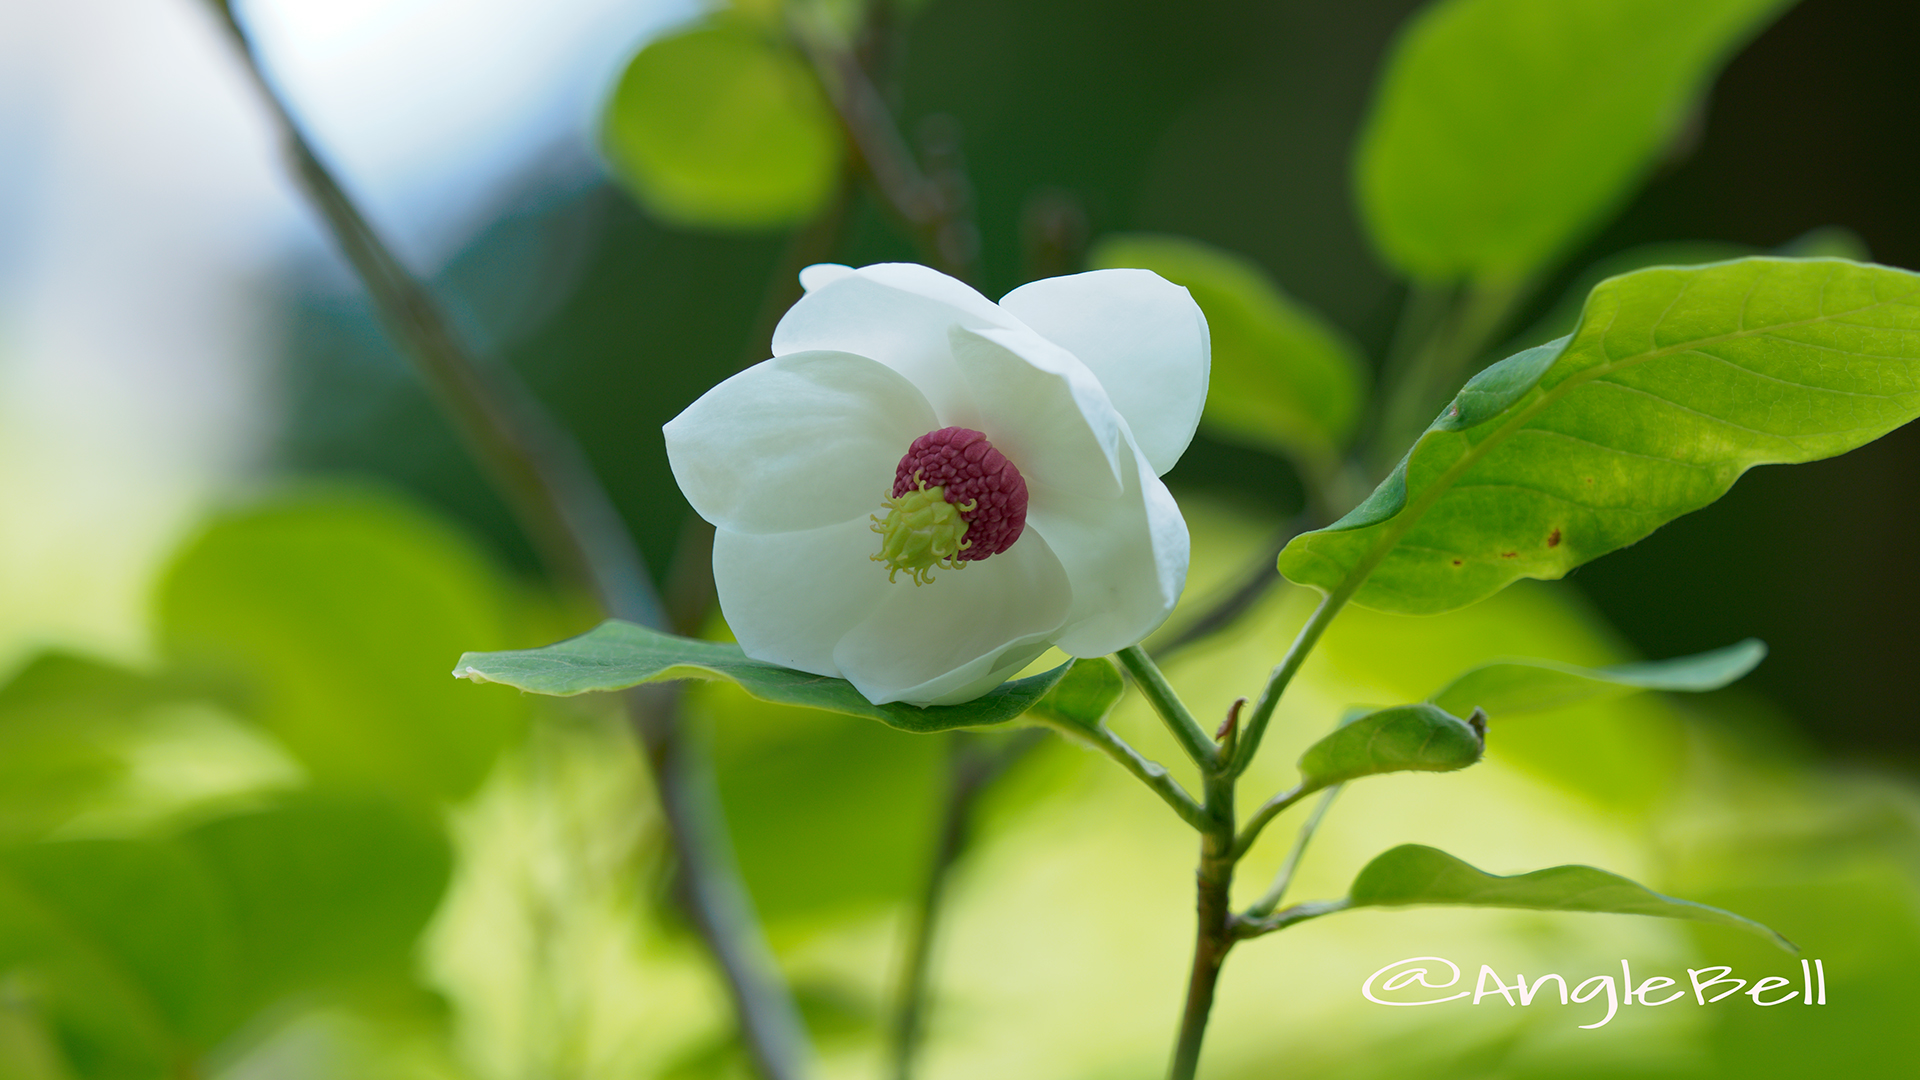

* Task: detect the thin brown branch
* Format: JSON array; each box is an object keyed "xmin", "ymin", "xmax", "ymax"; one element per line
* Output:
[
  {"xmin": 203, "ymin": 5, "xmax": 810, "ymax": 1076},
  {"xmin": 792, "ymin": 19, "xmax": 978, "ymax": 282},
  {"xmin": 887, "ymin": 729, "xmax": 1046, "ymax": 1080}
]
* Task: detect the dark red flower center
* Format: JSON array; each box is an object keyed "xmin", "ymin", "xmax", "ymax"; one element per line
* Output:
[
  {"xmin": 891, "ymin": 427, "xmax": 1029, "ymax": 560},
  {"xmin": 869, "ymin": 427, "xmax": 1030, "ymax": 585}
]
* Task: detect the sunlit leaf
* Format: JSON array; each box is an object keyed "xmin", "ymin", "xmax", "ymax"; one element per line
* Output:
[
  {"xmin": 1296, "ymin": 703, "xmax": 1484, "ymax": 790},
  {"xmin": 1507, "ymin": 229, "xmax": 1870, "ymax": 353},
  {"xmin": 157, "ymin": 493, "xmax": 526, "ymax": 803},
  {"xmin": 455, "ymin": 619, "xmax": 1072, "ymax": 734},
  {"xmin": 603, "ymin": 20, "xmax": 842, "ymax": 229},
  {"xmin": 1357, "ymin": 0, "xmax": 1791, "ymax": 281},
  {"xmin": 1089, "ymin": 234, "xmax": 1368, "ymax": 462},
  {"xmin": 1429, "ymin": 639, "xmax": 1765, "ymax": 719},
  {"xmin": 1280, "ymin": 258, "xmax": 1920, "ymax": 615},
  {"xmin": 1349, "ymin": 844, "xmax": 1794, "ymax": 950},
  {"xmin": 1024, "ymin": 656, "xmax": 1124, "ymax": 730}
]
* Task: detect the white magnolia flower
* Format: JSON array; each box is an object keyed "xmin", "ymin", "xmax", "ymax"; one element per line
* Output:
[{"xmin": 664, "ymin": 262, "xmax": 1209, "ymax": 707}]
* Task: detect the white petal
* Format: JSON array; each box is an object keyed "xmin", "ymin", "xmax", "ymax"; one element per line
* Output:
[
  {"xmin": 833, "ymin": 530, "xmax": 1072, "ymax": 706},
  {"xmin": 1000, "ymin": 269, "xmax": 1211, "ymax": 476},
  {"xmin": 664, "ymin": 350, "xmax": 936, "ymax": 535},
  {"xmin": 770, "ymin": 263, "xmax": 1016, "ymax": 420},
  {"xmin": 712, "ymin": 518, "xmax": 894, "ymax": 678},
  {"xmin": 947, "ymin": 324, "xmax": 1125, "ymax": 497},
  {"xmin": 799, "ymin": 263, "xmax": 856, "ymax": 292},
  {"xmin": 1026, "ymin": 440, "xmax": 1189, "ymax": 657}
]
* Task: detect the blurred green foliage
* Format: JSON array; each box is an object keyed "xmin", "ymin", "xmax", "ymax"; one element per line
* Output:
[
  {"xmin": 9, "ymin": 0, "xmax": 1920, "ymax": 1076},
  {"xmin": 1357, "ymin": 0, "xmax": 1792, "ymax": 282},
  {"xmin": 603, "ymin": 20, "xmax": 843, "ymax": 229},
  {"xmin": 1089, "ymin": 235, "xmax": 1369, "ymax": 475},
  {"xmin": 0, "ymin": 492, "xmax": 545, "ymax": 1077}
]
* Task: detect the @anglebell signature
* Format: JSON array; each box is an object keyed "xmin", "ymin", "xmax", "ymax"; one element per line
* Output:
[{"xmin": 1362, "ymin": 955, "xmax": 1829, "ymax": 1029}]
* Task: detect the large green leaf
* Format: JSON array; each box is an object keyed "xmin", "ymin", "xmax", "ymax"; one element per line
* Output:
[
  {"xmin": 1295, "ymin": 703, "xmax": 1484, "ymax": 790},
  {"xmin": 0, "ymin": 840, "xmax": 236, "ymax": 1075},
  {"xmin": 602, "ymin": 20, "xmax": 842, "ymax": 229},
  {"xmin": 1279, "ymin": 258, "xmax": 1920, "ymax": 615},
  {"xmin": 181, "ymin": 794, "xmax": 452, "ymax": 1013},
  {"xmin": 1357, "ymin": 0, "xmax": 1791, "ymax": 281},
  {"xmin": 1088, "ymin": 234, "xmax": 1368, "ymax": 462},
  {"xmin": 1349, "ymin": 844, "xmax": 1794, "ymax": 950},
  {"xmin": 1507, "ymin": 230, "xmax": 1870, "ymax": 355},
  {"xmin": 0, "ymin": 654, "xmax": 174, "ymax": 841},
  {"xmin": 1429, "ymin": 639, "xmax": 1765, "ymax": 719},
  {"xmin": 0, "ymin": 798, "xmax": 451, "ymax": 1077},
  {"xmin": 454, "ymin": 620, "xmax": 1073, "ymax": 734},
  {"xmin": 157, "ymin": 493, "xmax": 527, "ymax": 803}
]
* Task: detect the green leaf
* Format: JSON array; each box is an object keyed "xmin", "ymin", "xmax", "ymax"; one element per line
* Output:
[
  {"xmin": 1357, "ymin": 0, "xmax": 1791, "ymax": 281},
  {"xmin": 1296, "ymin": 703, "xmax": 1485, "ymax": 790},
  {"xmin": 455, "ymin": 619, "xmax": 1073, "ymax": 734},
  {"xmin": 181, "ymin": 794, "xmax": 452, "ymax": 1013},
  {"xmin": 0, "ymin": 839, "xmax": 236, "ymax": 1074},
  {"xmin": 1023, "ymin": 656, "xmax": 1124, "ymax": 730},
  {"xmin": 602, "ymin": 20, "xmax": 842, "ymax": 229},
  {"xmin": 1349, "ymin": 844, "xmax": 1794, "ymax": 950},
  {"xmin": 0, "ymin": 655, "xmax": 152, "ymax": 841},
  {"xmin": 157, "ymin": 493, "xmax": 527, "ymax": 803},
  {"xmin": 1429, "ymin": 639, "xmax": 1765, "ymax": 719},
  {"xmin": 1279, "ymin": 258, "xmax": 1920, "ymax": 615},
  {"xmin": 1088, "ymin": 234, "xmax": 1368, "ymax": 462},
  {"xmin": 1506, "ymin": 230, "xmax": 1871, "ymax": 355}
]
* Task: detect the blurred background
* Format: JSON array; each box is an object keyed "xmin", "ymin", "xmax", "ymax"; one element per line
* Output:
[{"xmin": 3, "ymin": 0, "xmax": 1918, "ymax": 1077}]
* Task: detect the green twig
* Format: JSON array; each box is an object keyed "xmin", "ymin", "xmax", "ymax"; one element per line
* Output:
[
  {"xmin": 1150, "ymin": 515, "xmax": 1312, "ymax": 665},
  {"xmin": 1168, "ymin": 770, "xmax": 1236, "ymax": 1080},
  {"xmin": 1117, "ymin": 646, "xmax": 1218, "ymax": 771},
  {"xmin": 1228, "ymin": 782, "xmax": 1312, "ymax": 862},
  {"xmin": 1227, "ymin": 588, "xmax": 1351, "ymax": 781},
  {"xmin": 1233, "ymin": 899, "xmax": 1352, "ymax": 941},
  {"xmin": 1243, "ymin": 786, "xmax": 1342, "ymax": 919},
  {"xmin": 1029, "ymin": 716, "xmax": 1208, "ymax": 831}
]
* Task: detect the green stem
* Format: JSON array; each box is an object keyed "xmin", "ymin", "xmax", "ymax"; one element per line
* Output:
[
  {"xmin": 1168, "ymin": 771, "xmax": 1237, "ymax": 1080},
  {"xmin": 1228, "ymin": 783, "xmax": 1312, "ymax": 862},
  {"xmin": 1117, "ymin": 646, "xmax": 1218, "ymax": 771},
  {"xmin": 1150, "ymin": 514, "xmax": 1312, "ymax": 665},
  {"xmin": 1243, "ymin": 786, "xmax": 1342, "ymax": 919},
  {"xmin": 1029, "ymin": 716, "xmax": 1208, "ymax": 831},
  {"xmin": 1235, "ymin": 899, "xmax": 1352, "ymax": 941},
  {"xmin": 1227, "ymin": 586, "xmax": 1353, "ymax": 780}
]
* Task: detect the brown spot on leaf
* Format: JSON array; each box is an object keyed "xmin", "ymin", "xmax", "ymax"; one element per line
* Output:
[
  {"xmin": 1547, "ymin": 528, "xmax": 1562, "ymax": 548},
  {"xmin": 1583, "ymin": 477, "xmax": 1594, "ymax": 485},
  {"xmin": 1499, "ymin": 551, "xmax": 1518, "ymax": 559},
  {"xmin": 1451, "ymin": 559, "xmax": 1463, "ymax": 566}
]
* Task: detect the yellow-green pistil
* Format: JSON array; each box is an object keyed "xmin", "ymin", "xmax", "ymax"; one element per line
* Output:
[{"xmin": 870, "ymin": 473, "xmax": 976, "ymax": 585}]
